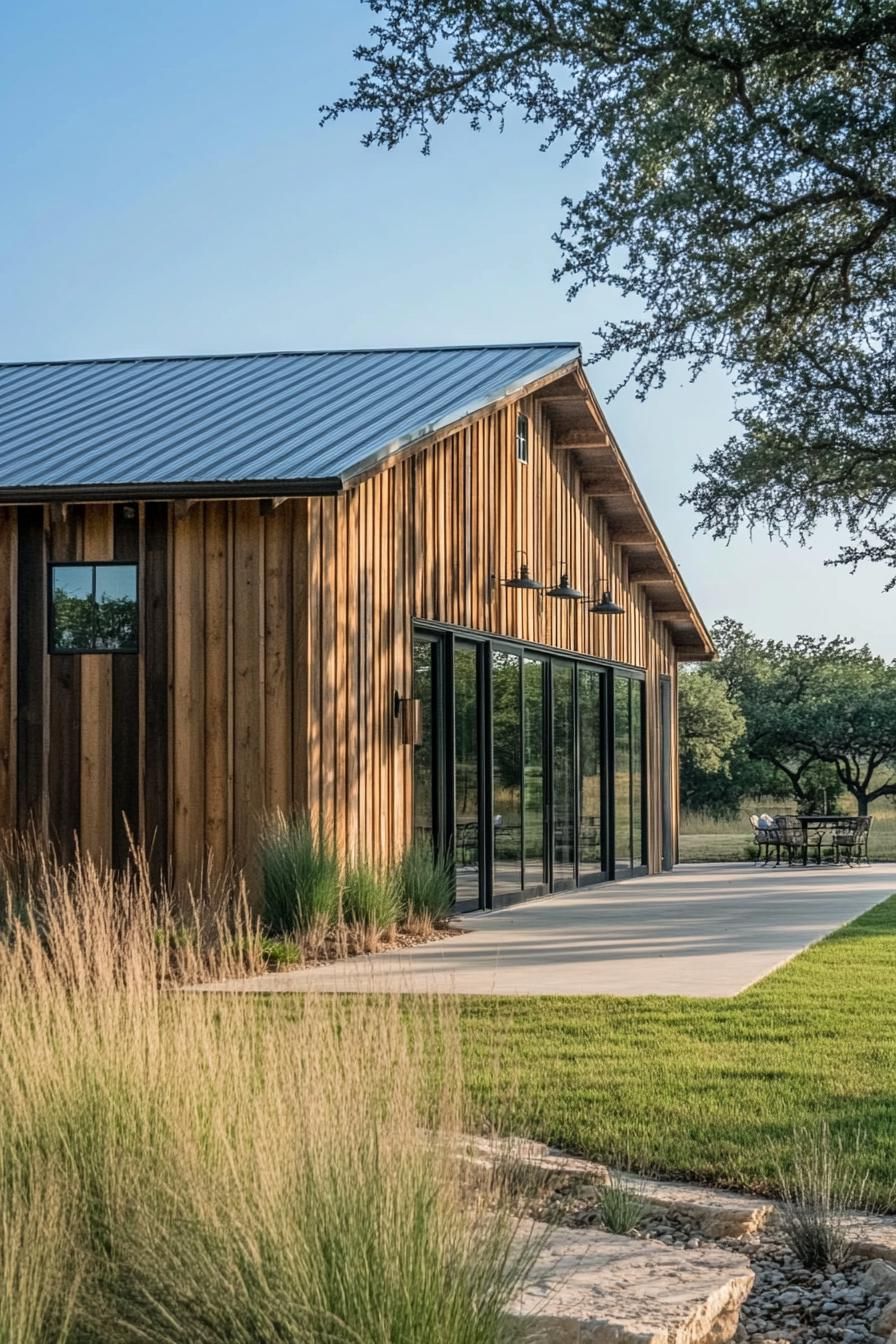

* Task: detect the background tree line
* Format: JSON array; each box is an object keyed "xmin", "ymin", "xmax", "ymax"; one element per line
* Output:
[{"xmin": 680, "ymin": 619, "xmax": 896, "ymax": 817}]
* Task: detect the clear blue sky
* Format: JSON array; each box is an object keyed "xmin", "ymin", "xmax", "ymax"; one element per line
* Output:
[{"xmin": 2, "ymin": 0, "xmax": 893, "ymax": 654}]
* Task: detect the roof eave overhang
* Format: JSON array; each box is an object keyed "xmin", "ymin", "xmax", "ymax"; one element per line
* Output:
[
  {"xmin": 546, "ymin": 364, "xmax": 716, "ymax": 661},
  {"xmin": 0, "ymin": 476, "xmax": 344, "ymax": 505}
]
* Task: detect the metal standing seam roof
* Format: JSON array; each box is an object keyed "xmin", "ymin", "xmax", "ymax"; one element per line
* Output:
[{"xmin": 0, "ymin": 343, "xmax": 581, "ymax": 496}]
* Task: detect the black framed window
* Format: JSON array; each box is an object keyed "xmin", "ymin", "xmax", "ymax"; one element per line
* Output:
[
  {"xmin": 516, "ymin": 413, "xmax": 529, "ymax": 464},
  {"xmin": 49, "ymin": 563, "xmax": 138, "ymax": 653}
]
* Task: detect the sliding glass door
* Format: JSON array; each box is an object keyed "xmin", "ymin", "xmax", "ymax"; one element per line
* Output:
[
  {"xmin": 614, "ymin": 674, "xmax": 647, "ymax": 877},
  {"xmin": 411, "ymin": 625, "xmax": 645, "ymax": 908},
  {"xmin": 492, "ymin": 648, "xmax": 523, "ymax": 898},
  {"xmin": 551, "ymin": 662, "xmax": 576, "ymax": 888},
  {"xmin": 453, "ymin": 641, "xmax": 481, "ymax": 910},
  {"xmin": 577, "ymin": 666, "xmax": 603, "ymax": 883},
  {"xmin": 523, "ymin": 657, "xmax": 546, "ymax": 890}
]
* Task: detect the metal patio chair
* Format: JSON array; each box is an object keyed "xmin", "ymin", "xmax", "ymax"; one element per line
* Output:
[
  {"xmin": 833, "ymin": 816, "xmax": 873, "ymax": 866},
  {"xmin": 774, "ymin": 816, "xmax": 805, "ymax": 866},
  {"xmin": 750, "ymin": 815, "xmax": 779, "ymax": 866}
]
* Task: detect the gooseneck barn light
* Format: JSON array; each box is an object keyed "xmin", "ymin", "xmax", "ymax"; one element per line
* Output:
[
  {"xmin": 502, "ymin": 550, "xmax": 543, "ymax": 591},
  {"xmin": 589, "ymin": 585, "xmax": 625, "ymax": 616},
  {"xmin": 545, "ymin": 561, "xmax": 585, "ymax": 601}
]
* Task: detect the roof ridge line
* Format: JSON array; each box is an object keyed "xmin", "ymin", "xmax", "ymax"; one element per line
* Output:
[{"xmin": 0, "ymin": 341, "xmax": 581, "ymax": 370}]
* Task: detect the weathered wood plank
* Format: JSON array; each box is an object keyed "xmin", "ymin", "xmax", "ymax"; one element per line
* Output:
[
  {"xmin": 143, "ymin": 502, "xmax": 170, "ymax": 876},
  {"xmin": 47, "ymin": 505, "xmax": 81, "ymax": 858},
  {"xmin": 80, "ymin": 505, "xmax": 114, "ymax": 861},
  {"xmin": 0, "ymin": 509, "xmax": 16, "ymax": 830}
]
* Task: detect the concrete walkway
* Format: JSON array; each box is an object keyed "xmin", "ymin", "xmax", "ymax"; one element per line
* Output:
[{"xmin": 227, "ymin": 862, "xmax": 896, "ymax": 998}]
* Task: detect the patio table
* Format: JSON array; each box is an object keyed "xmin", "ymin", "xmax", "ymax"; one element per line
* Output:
[{"xmin": 796, "ymin": 815, "xmax": 842, "ymax": 866}]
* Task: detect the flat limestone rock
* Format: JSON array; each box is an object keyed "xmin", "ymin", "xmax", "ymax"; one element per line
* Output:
[
  {"xmin": 844, "ymin": 1214, "xmax": 896, "ymax": 1263},
  {"xmin": 509, "ymin": 1220, "xmax": 754, "ymax": 1344},
  {"xmin": 454, "ymin": 1135, "xmax": 611, "ymax": 1190},
  {"xmin": 616, "ymin": 1174, "xmax": 775, "ymax": 1240}
]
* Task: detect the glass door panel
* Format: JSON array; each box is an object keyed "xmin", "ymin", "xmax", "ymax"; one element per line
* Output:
[
  {"xmin": 454, "ymin": 642, "xmax": 481, "ymax": 908},
  {"xmin": 614, "ymin": 677, "xmax": 633, "ymax": 876},
  {"xmin": 492, "ymin": 649, "xmax": 523, "ymax": 898},
  {"xmin": 577, "ymin": 666, "xmax": 603, "ymax": 882},
  {"xmin": 412, "ymin": 636, "xmax": 437, "ymax": 846},
  {"xmin": 523, "ymin": 657, "xmax": 546, "ymax": 889},
  {"xmin": 631, "ymin": 681, "xmax": 644, "ymax": 868},
  {"xmin": 552, "ymin": 662, "xmax": 576, "ymax": 885}
]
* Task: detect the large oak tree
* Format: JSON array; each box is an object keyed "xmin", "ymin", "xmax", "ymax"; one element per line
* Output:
[{"xmin": 327, "ymin": 1, "xmax": 896, "ymax": 577}]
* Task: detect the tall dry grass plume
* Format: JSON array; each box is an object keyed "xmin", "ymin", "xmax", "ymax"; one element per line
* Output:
[{"xmin": 0, "ymin": 833, "xmax": 532, "ymax": 1344}]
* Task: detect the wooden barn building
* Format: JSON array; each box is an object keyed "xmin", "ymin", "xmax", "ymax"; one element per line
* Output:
[{"xmin": 0, "ymin": 343, "xmax": 713, "ymax": 908}]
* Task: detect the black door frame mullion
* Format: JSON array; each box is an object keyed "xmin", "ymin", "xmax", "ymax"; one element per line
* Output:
[
  {"xmin": 480, "ymin": 639, "xmax": 494, "ymax": 912},
  {"xmin": 606, "ymin": 666, "xmax": 617, "ymax": 881}
]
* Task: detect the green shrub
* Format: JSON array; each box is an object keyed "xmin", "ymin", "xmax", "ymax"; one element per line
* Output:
[
  {"xmin": 260, "ymin": 814, "xmax": 340, "ymax": 938},
  {"xmin": 342, "ymin": 861, "xmax": 401, "ymax": 931},
  {"xmin": 259, "ymin": 935, "xmax": 303, "ymax": 969},
  {"xmin": 397, "ymin": 843, "xmax": 454, "ymax": 922}
]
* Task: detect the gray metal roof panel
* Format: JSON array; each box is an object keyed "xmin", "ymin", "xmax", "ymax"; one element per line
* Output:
[{"xmin": 0, "ymin": 344, "xmax": 580, "ymax": 494}]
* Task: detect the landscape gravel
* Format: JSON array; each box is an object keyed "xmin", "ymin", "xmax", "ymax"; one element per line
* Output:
[{"xmin": 528, "ymin": 1182, "xmax": 893, "ymax": 1344}]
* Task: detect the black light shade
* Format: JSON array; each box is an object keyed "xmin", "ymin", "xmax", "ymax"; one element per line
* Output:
[
  {"xmin": 589, "ymin": 589, "xmax": 625, "ymax": 615},
  {"xmin": 502, "ymin": 560, "xmax": 543, "ymax": 591},
  {"xmin": 546, "ymin": 571, "xmax": 585, "ymax": 601}
]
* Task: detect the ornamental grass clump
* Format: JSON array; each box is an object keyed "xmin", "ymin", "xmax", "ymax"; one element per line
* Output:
[
  {"xmin": 0, "ymin": 842, "xmax": 535, "ymax": 1343},
  {"xmin": 776, "ymin": 1124, "xmax": 869, "ymax": 1269},
  {"xmin": 260, "ymin": 813, "xmax": 340, "ymax": 944},
  {"xmin": 398, "ymin": 841, "xmax": 455, "ymax": 930},
  {"xmin": 598, "ymin": 1172, "xmax": 648, "ymax": 1236},
  {"xmin": 341, "ymin": 859, "xmax": 401, "ymax": 950}
]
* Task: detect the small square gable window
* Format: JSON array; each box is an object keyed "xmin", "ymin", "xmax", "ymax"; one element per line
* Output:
[
  {"xmin": 49, "ymin": 563, "xmax": 138, "ymax": 653},
  {"xmin": 516, "ymin": 412, "xmax": 529, "ymax": 464}
]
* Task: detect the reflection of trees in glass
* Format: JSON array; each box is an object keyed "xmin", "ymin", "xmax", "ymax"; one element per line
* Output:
[
  {"xmin": 492, "ymin": 651, "xmax": 522, "ymax": 878},
  {"xmin": 523, "ymin": 659, "xmax": 544, "ymax": 872},
  {"xmin": 631, "ymin": 683, "xmax": 643, "ymax": 863},
  {"xmin": 412, "ymin": 639, "xmax": 434, "ymax": 839},
  {"xmin": 51, "ymin": 567, "xmax": 138, "ymax": 653},
  {"xmin": 52, "ymin": 590, "xmax": 96, "ymax": 651},
  {"xmin": 454, "ymin": 646, "xmax": 478, "ymax": 821},
  {"xmin": 94, "ymin": 595, "xmax": 138, "ymax": 650},
  {"xmin": 614, "ymin": 677, "xmax": 646, "ymax": 872},
  {"xmin": 578, "ymin": 668, "xmax": 601, "ymax": 869},
  {"xmin": 615, "ymin": 678, "xmax": 633, "ymax": 873},
  {"xmin": 492, "ymin": 651, "xmax": 521, "ymax": 815},
  {"xmin": 553, "ymin": 664, "xmax": 575, "ymax": 874}
]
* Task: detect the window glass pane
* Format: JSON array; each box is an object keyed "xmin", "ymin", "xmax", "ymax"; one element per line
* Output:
[
  {"xmin": 578, "ymin": 666, "xmax": 602, "ymax": 880},
  {"xmin": 492, "ymin": 649, "xmax": 522, "ymax": 897},
  {"xmin": 454, "ymin": 644, "xmax": 480, "ymax": 907},
  {"xmin": 94, "ymin": 565, "xmax": 138, "ymax": 651},
  {"xmin": 50, "ymin": 563, "xmax": 138, "ymax": 653},
  {"xmin": 552, "ymin": 662, "xmax": 575, "ymax": 883},
  {"xmin": 523, "ymin": 657, "xmax": 545, "ymax": 888},
  {"xmin": 614, "ymin": 677, "xmax": 633, "ymax": 876},
  {"xmin": 413, "ymin": 638, "xmax": 436, "ymax": 845},
  {"xmin": 50, "ymin": 565, "xmax": 95, "ymax": 651},
  {"xmin": 631, "ymin": 680, "xmax": 644, "ymax": 866},
  {"xmin": 516, "ymin": 413, "xmax": 529, "ymax": 463}
]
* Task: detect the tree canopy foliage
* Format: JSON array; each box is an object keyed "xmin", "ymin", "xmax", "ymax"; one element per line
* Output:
[
  {"xmin": 687, "ymin": 618, "xmax": 896, "ymax": 814},
  {"xmin": 327, "ymin": 1, "xmax": 896, "ymax": 577}
]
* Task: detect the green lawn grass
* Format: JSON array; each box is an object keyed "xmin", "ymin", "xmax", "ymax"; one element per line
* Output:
[{"xmin": 453, "ymin": 894, "xmax": 896, "ymax": 1206}]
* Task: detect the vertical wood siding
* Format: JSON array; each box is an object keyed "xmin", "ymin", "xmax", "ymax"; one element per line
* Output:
[
  {"xmin": 0, "ymin": 393, "xmax": 685, "ymax": 881},
  {"xmin": 0, "ymin": 508, "xmax": 17, "ymax": 831},
  {"xmin": 299, "ymin": 398, "xmax": 680, "ymax": 873}
]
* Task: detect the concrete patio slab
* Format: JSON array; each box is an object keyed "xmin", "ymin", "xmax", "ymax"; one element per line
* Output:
[{"xmin": 223, "ymin": 862, "xmax": 896, "ymax": 998}]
